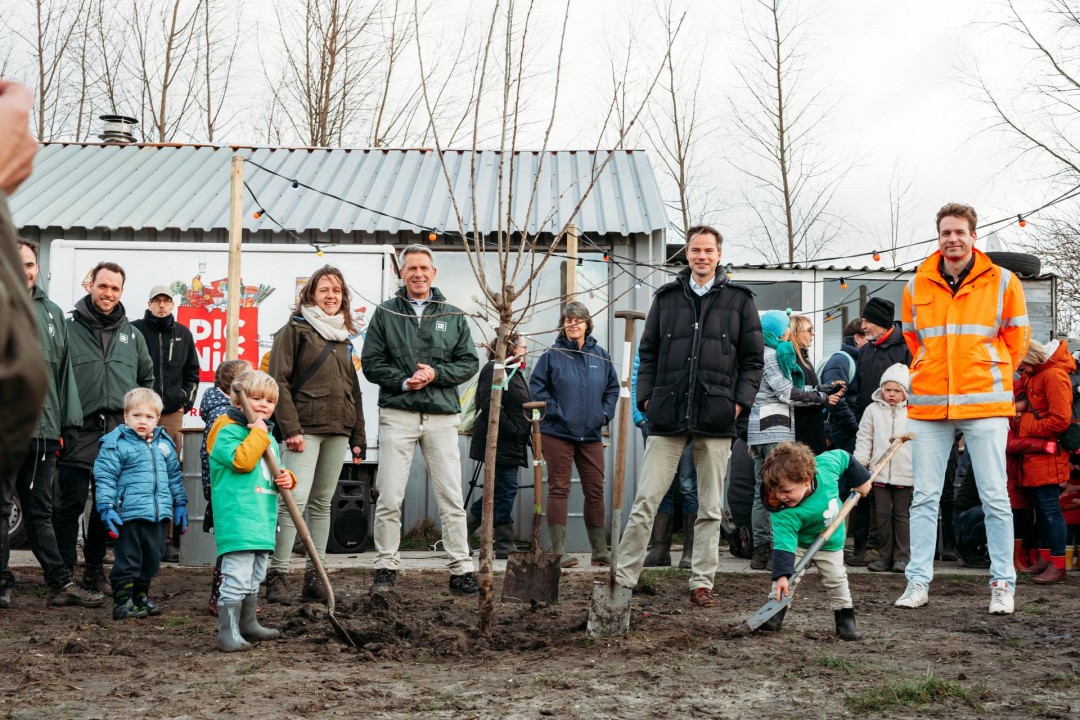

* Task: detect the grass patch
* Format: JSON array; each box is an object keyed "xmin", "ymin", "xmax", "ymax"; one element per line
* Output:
[
  {"xmin": 1021, "ymin": 603, "xmax": 1049, "ymax": 616},
  {"xmin": 400, "ymin": 517, "xmax": 442, "ymax": 549},
  {"xmin": 164, "ymin": 617, "xmax": 190, "ymax": 628},
  {"xmin": 1044, "ymin": 673, "xmax": 1080, "ymax": 689},
  {"xmin": 819, "ymin": 655, "xmax": 855, "ymax": 672},
  {"xmin": 843, "ymin": 675, "xmax": 988, "ymax": 713}
]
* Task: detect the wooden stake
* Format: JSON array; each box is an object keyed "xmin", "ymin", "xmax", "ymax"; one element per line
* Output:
[
  {"xmin": 565, "ymin": 223, "xmax": 578, "ymax": 306},
  {"xmin": 226, "ymin": 155, "xmax": 243, "ymax": 360}
]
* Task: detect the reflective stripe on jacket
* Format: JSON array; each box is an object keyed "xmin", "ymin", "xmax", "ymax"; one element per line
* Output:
[{"xmin": 901, "ymin": 249, "xmax": 1030, "ymax": 420}]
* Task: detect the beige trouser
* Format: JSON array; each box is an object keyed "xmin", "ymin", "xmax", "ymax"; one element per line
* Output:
[
  {"xmin": 271, "ymin": 434, "xmax": 350, "ymax": 571},
  {"xmin": 770, "ymin": 547, "xmax": 852, "ymax": 611},
  {"xmin": 373, "ymin": 408, "xmax": 473, "ymax": 575},
  {"xmin": 616, "ymin": 433, "xmax": 731, "ymax": 591},
  {"xmin": 160, "ymin": 410, "xmax": 184, "ymax": 457}
]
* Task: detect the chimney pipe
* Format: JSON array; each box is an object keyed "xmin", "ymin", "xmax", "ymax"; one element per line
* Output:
[{"xmin": 98, "ymin": 114, "xmax": 139, "ymax": 144}]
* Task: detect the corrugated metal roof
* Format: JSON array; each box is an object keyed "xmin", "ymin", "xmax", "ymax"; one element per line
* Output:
[{"xmin": 12, "ymin": 144, "xmax": 668, "ymax": 237}]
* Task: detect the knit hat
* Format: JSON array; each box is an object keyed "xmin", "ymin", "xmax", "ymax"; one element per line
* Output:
[
  {"xmin": 862, "ymin": 297, "xmax": 895, "ymax": 329},
  {"xmin": 760, "ymin": 309, "xmax": 790, "ymax": 338},
  {"xmin": 879, "ymin": 363, "xmax": 910, "ymax": 396}
]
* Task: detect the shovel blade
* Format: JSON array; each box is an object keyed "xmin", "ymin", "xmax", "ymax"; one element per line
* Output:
[
  {"xmin": 742, "ymin": 592, "xmax": 795, "ymax": 633},
  {"xmin": 587, "ymin": 581, "xmax": 633, "ymax": 637},
  {"xmin": 501, "ymin": 549, "xmax": 561, "ymax": 604}
]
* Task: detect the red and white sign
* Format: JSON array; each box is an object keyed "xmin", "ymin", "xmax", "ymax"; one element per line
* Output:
[{"xmin": 179, "ymin": 307, "xmax": 260, "ymax": 382}]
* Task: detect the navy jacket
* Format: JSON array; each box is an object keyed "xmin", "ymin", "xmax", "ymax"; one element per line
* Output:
[
  {"xmin": 530, "ymin": 334, "xmax": 619, "ymax": 443},
  {"xmin": 821, "ymin": 338, "xmax": 861, "ymax": 451}
]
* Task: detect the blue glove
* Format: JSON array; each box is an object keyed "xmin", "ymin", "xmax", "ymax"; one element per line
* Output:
[
  {"xmin": 173, "ymin": 505, "xmax": 188, "ymax": 535},
  {"xmin": 97, "ymin": 504, "xmax": 123, "ymax": 539}
]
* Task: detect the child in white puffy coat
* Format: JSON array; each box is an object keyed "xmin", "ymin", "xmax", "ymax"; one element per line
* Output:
[{"xmin": 854, "ymin": 363, "xmax": 914, "ymax": 573}]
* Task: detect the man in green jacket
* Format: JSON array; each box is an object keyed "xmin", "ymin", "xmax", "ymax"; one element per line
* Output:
[
  {"xmin": 361, "ymin": 245, "xmax": 479, "ymax": 595},
  {"xmin": 2, "ymin": 240, "xmax": 103, "ymax": 609},
  {"xmin": 0, "ymin": 79, "xmax": 48, "ymax": 610},
  {"xmin": 56, "ymin": 261, "xmax": 154, "ymax": 592}
]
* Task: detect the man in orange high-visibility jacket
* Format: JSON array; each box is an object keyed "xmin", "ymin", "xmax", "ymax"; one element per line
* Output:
[{"xmin": 894, "ymin": 202, "xmax": 1030, "ymax": 617}]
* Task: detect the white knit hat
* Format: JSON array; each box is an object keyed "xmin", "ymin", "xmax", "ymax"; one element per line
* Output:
[{"xmin": 880, "ymin": 363, "xmax": 910, "ymax": 394}]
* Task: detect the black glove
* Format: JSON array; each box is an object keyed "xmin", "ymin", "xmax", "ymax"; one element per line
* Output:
[
  {"xmin": 818, "ymin": 382, "xmax": 845, "ymax": 396},
  {"xmin": 352, "ymin": 446, "xmax": 366, "ymax": 462}
]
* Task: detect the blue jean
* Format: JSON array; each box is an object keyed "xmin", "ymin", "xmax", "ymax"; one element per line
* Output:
[
  {"xmin": 469, "ymin": 463, "xmax": 520, "ymax": 527},
  {"xmin": 1029, "ymin": 484, "xmax": 1067, "ymax": 556},
  {"xmin": 907, "ymin": 417, "xmax": 1015, "ymax": 588}
]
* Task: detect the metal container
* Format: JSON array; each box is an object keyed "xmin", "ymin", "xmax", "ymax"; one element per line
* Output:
[{"xmin": 179, "ymin": 429, "xmax": 218, "ymax": 567}]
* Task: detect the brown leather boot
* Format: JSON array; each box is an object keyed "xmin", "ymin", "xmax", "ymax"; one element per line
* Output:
[
  {"xmin": 1021, "ymin": 548, "xmax": 1050, "ymax": 574},
  {"xmin": 301, "ymin": 567, "xmax": 328, "ymax": 602},
  {"xmin": 1032, "ymin": 556, "xmax": 1067, "ymax": 585}
]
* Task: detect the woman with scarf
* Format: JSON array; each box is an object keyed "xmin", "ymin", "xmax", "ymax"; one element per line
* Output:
[
  {"xmin": 465, "ymin": 333, "xmax": 532, "ymax": 559},
  {"xmin": 264, "ymin": 266, "xmax": 366, "ymax": 604},
  {"xmin": 746, "ymin": 309, "xmax": 841, "ymax": 570}
]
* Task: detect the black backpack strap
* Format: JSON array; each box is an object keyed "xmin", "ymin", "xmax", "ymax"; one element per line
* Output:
[{"xmin": 291, "ymin": 341, "xmax": 337, "ymax": 397}]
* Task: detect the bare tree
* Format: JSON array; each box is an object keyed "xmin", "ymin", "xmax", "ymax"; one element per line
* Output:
[
  {"xmin": 414, "ymin": 0, "xmax": 674, "ymax": 639},
  {"xmin": 199, "ymin": 0, "xmax": 240, "ymax": 142},
  {"xmin": 130, "ymin": 0, "xmax": 205, "ymax": 142},
  {"xmin": 974, "ymin": 0, "xmax": 1080, "ymax": 330},
  {"xmin": 881, "ymin": 158, "xmax": 917, "ymax": 266},
  {"xmin": 728, "ymin": 0, "xmax": 849, "ymax": 265}
]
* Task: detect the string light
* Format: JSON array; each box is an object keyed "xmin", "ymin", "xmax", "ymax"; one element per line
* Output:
[
  {"xmin": 872, "ymin": 251, "xmax": 881, "ymax": 261},
  {"xmin": 839, "ymin": 277, "xmax": 848, "ymax": 289},
  {"xmin": 253, "ymin": 209, "xmax": 263, "ymax": 219},
  {"xmin": 576, "ymin": 257, "xmax": 583, "ymax": 271},
  {"xmin": 428, "ymin": 231, "xmax": 438, "ymax": 242},
  {"xmin": 1018, "ymin": 214, "xmax": 1027, "ymax": 228},
  {"xmin": 291, "ymin": 180, "xmax": 299, "ymax": 189},
  {"xmin": 602, "ymin": 251, "xmax": 610, "ymax": 262}
]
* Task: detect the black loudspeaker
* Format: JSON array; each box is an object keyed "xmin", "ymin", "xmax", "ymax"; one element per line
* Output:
[{"xmin": 327, "ymin": 466, "xmax": 374, "ymax": 554}]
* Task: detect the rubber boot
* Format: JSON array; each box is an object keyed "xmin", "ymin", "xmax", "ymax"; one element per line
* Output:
[
  {"xmin": 493, "ymin": 524, "xmax": 517, "ymax": 560},
  {"xmin": 264, "ymin": 567, "xmax": 293, "ymax": 605},
  {"xmin": 679, "ymin": 513, "xmax": 696, "ymax": 570},
  {"xmin": 466, "ymin": 511, "xmax": 481, "ymax": 538},
  {"xmin": 547, "ymin": 525, "xmax": 578, "ymax": 568},
  {"xmin": 112, "ymin": 582, "xmax": 147, "ymax": 620},
  {"xmin": 760, "ymin": 607, "xmax": 786, "ymax": 632},
  {"xmin": 834, "ymin": 608, "xmax": 862, "ymax": 641},
  {"xmin": 587, "ymin": 526, "xmax": 611, "ymax": 567},
  {"xmin": 643, "ymin": 513, "xmax": 673, "ymax": 567},
  {"xmin": 301, "ymin": 567, "xmax": 328, "ymax": 602},
  {"xmin": 1032, "ymin": 555, "xmax": 1067, "ymax": 585},
  {"xmin": 1012, "ymin": 540, "xmax": 1027, "ymax": 573},
  {"xmin": 239, "ymin": 594, "xmax": 280, "ymax": 641},
  {"xmin": 216, "ymin": 602, "xmax": 253, "ymax": 652},
  {"xmin": 1022, "ymin": 548, "xmax": 1050, "ymax": 574},
  {"xmin": 207, "ymin": 562, "xmax": 223, "ymax": 616},
  {"xmin": 132, "ymin": 579, "xmax": 161, "ymax": 616}
]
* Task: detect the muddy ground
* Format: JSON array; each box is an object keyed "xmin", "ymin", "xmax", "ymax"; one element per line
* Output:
[{"xmin": 0, "ymin": 564, "xmax": 1077, "ymax": 719}]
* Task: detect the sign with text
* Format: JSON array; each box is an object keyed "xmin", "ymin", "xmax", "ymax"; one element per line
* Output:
[{"xmin": 179, "ymin": 307, "xmax": 259, "ymax": 382}]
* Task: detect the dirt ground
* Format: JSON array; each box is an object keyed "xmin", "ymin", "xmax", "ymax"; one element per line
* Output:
[{"xmin": 0, "ymin": 563, "xmax": 1077, "ymax": 719}]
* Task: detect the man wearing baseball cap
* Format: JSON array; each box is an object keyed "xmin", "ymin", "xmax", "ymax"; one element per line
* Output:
[{"xmin": 132, "ymin": 285, "xmax": 199, "ymax": 562}]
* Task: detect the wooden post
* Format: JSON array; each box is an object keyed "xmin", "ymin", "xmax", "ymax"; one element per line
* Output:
[
  {"xmin": 565, "ymin": 222, "xmax": 578, "ymax": 305},
  {"xmin": 226, "ymin": 155, "xmax": 243, "ymax": 360}
]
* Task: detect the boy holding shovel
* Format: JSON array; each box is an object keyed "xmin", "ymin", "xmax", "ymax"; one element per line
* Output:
[{"xmin": 760, "ymin": 442, "xmax": 872, "ymax": 640}]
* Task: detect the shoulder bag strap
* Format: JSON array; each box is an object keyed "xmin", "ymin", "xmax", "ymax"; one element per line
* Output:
[{"xmin": 291, "ymin": 340, "xmax": 337, "ymax": 397}]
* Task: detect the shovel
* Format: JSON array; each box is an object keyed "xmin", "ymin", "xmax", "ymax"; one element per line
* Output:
[
  {"xmin": 587, "ymin": 310, "xmax": 646, "ymax": 637},
  {"xmin": 502, "ymin": 401, "xmax": 562, "ymax": 604},
  {"xmin": 233, "ymin": 385, "xmax": 357, "ymax": 648},
  {"xmin": 735, "ymin": 432, "xmax": 915, "ymax": 635}
]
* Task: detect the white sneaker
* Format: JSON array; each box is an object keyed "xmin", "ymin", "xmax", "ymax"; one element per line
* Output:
[
  {"xmin": 988, "ymin": 580, "xmax": 1014, "ymax": 615},
  {"xmin": 894, "ymin": 581, "xmax": 929, "ymax": 608}
]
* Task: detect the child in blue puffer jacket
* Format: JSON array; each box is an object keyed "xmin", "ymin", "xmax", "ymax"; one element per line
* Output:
[{"xmin": 94, "ymin": 388, "xmax": 187, "ymax": 620}]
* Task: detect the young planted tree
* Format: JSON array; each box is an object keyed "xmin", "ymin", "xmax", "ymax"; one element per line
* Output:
[
  {"xmin": 729, "ymin": 0, "xmax": 850, "ymax": 266},
  {"xmin": 414, "ymin": 0, "xmax": 674, "ymax": 639}
]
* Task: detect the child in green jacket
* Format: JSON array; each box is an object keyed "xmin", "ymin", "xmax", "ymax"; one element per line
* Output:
[
  {"xmin": 760, "ymin": 442, "xmax": 871, "ymax": 640},
  {"xmin": 207, "ymin": 370, "xmax": 295, "ymax": 652}
]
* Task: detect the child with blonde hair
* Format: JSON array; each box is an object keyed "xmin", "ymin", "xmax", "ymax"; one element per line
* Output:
[
  {"xmin": 206, "ymin": 370, "xmax": 296, "ymax": 652},
  {"xmin": 94, "ymin": 388, "xmax": 187, "ymax": 619}
]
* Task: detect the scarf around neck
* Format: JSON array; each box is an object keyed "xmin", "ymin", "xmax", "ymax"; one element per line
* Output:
[
  {"xmin": 763, "ymin": 330, "xmax": 804, "ymax": 386},
  {"xmin": 300, "ymin": 304, "xmax": 350, "ymax": 342}
]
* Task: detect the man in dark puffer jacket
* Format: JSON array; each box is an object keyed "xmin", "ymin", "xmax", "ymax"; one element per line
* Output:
[{"xmin": 616, "ymin": 225, "xmax": 764, "ymax": 608}]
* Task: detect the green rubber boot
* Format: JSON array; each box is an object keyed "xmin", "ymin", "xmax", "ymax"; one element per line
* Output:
[{"xmin": 547, "ymin": 525, "xmax": 579, "ymax": 568}]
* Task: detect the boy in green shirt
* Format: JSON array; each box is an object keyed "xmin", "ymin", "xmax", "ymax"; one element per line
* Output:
[
  {"xmin": 760, "ymin": 442, "xmax": 872, "ymax": 640},
  {"xmin": 207, "ymin": 370, "xmax": 296, "ymax": 652}
]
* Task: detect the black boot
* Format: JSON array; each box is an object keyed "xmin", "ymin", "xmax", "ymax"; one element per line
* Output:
[
  {"xmin": 644, "ymin": 513, "xmax": 673, "ymax": 567},
  {"xmin": 112, "ymin": 582, "xmax": 148, "ymax": 620},
  {"xmin": 750, "ymin": 542, "xmax": 772, "ymax": 571},
  {"xmin": 80, "ymin": 563, "xmax": 107, "ymax": 594},
  {"xmin": 466, "ymin": 511, "xmax": 481, "ymax": 537},
  {"xmin": 679, "ymin": 513, "xmax": 696, "ymax": 570},
  {"xmin": 834, "ymin": 608, "xmax": 862, "ymax": 641},
  {"xmin": 493, "ymin": 524, "xmax": 517, "ymax": 560},
  {"xmin": 760, "ymin": 607, "xmax": 787, "ymax": 632},
  {"xmin": 133, "ymin": 580, "xmax": 161, "ymax": 616}
]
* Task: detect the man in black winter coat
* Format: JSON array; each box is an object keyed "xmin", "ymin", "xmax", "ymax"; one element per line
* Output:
[
  {"xmin": 131, "ymin": 285, "xmax": 199, "ymax": 449},
  {"xmin": 856, "ymin": 297, "xmax": 912, "ymax": 421},
  {"xmin": 616, "ymin": 225, "xmax": 764, "ymax": 608},
  {"xmin": 132, "ymin": 285, "xmax": 199, "ymax": 562}
]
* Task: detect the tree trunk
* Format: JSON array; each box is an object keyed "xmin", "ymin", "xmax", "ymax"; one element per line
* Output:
[{"xmin": 478, "ymin": 321, "xmax": 509, "ymax": 640}]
